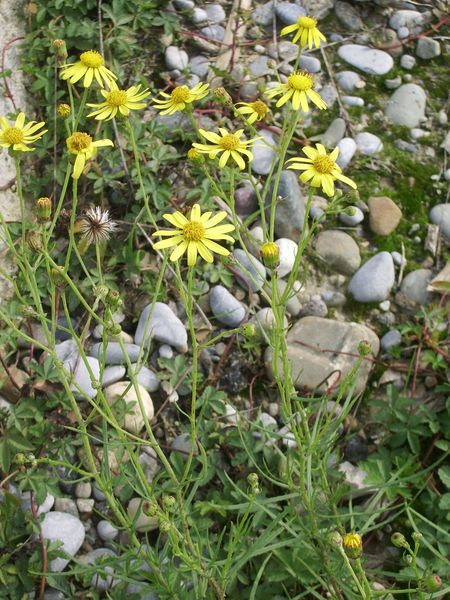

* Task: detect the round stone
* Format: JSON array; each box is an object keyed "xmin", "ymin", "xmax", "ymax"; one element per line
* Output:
[
  {"xmin": 104, "ymin": 382, "xmax": 154, "ymax": 434},
  {"xmin": 348, "ymin": 252, "xmax": 395, "ymax": 303},
  {"xmin": 315, "ymin": 230, "xmax": 361, "ymax": 275}
]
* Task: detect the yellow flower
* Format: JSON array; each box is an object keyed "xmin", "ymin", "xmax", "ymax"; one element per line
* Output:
[
  {"xmin": 235, "ymin": 100, "xmax": 270, "ymax": 124},
  {"xmin": 260, "ymin": 242, "xmax": 280, "ymax": 269},
  {"xmin": 287, "ymin": 143, "xmax": 357, "ymax": 197},
  {"xmin": 152, "ymin": 83, "xmax": 209, "ymax": 115},
  {"xmin": 193, "ymin": 128, "xmax": 257, "ymax": 170},
  {"xmin": 60, "ymin": 50, "xmax": 117, "ymax": 88},
  {"xmin": 86, "ymin": 81, "xmax": 150, "ymax": 120},
  {"xmin": 343, "ymin": 532, "xmax": 363, "ymax": 558},
  {"xmin": 281, "ymin": 16, "xmax": 326, "ymax": 49},
  {"xmin": 66, "ymin": 132, "xmax": 114, "ymax": 179},
  {"xmin": 0, "ymin": 112, "xmax": 47, "ymax": 153},
  {"xmin": 265, "ymin": 71, "xmax": 326, "ymax": 112},
  {"xmin": 153, "ymin": 203, "xmax": 235, "ymax": 267}
]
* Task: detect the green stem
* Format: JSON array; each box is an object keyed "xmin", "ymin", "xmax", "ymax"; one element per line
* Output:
[
  {"xmin": 73, "ymin": 87, "xmax": 89, "ymax": 132},
  {"xmin": 64, "ymin": 177, "xmax": 78, "ymax": 271},
  {"xmin": 15, "ymin": 158, "xmax": 26, "ymax": 249}
]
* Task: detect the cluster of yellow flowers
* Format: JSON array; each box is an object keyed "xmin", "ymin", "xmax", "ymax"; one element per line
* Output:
[{"xmin": 0, "ymin": 14, "xmax": 357, "ymax": 267}]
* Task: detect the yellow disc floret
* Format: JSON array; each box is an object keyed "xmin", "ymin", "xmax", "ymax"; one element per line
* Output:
[
  {"xmin": 219, "ymin": 134, "xmax": 240, "ymax": 151},
  {"xmin": 313, "ymin": 155, "xmax": 335, "ymax": 174},
  {"xmin": 171, "ymin": 86, "xmax": 191, "ymax": 103},
  {"xmin": 250, "ymin": 101, "xmax": 269, "ymax": 118},
  {"xmin": 67, "ymin": 132, "xmax": 93, "ymax": 153},
  {"xmin": 298, "ymin": 16, "xmax": 317, "ymax": 28},
  {"xmin": 288, "ymin": 71, "xmax": 313, "ymax": 91},
  {"xmin": 183, "ymin": 221, "xmax": 205, "ymax": 242},
  {"xmin": 3, "ymin": 127, "xmax": 24, "ymax": 145},
  {"xmin": 106, "ymin": 90, "xmax": 128, "ymax": 107},
  {"xmin": 80, "ymin": 50, "xmax": 104, "ymax": 68}
]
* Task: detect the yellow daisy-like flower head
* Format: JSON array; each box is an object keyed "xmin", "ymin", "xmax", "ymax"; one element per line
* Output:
[
  {"xmin": 153, "ymin": 204, "xmax": 235, "ymax": 267},
  {"xmin": 192, "ymin": 127, "xmax": 257, "ymax": 170},
  {"xmin": 60, "ymin": 50, "xmax": 117, "ymax": 88},
  {"xmin": 153, "ymin": 82, "xmax": 209, "ymax": 115},
  {"xmin": 265, "ymin": 71, "xmax": 327, "ymax": 113},
  {"xmin": 235, "ymin": 100, "xmax": 270, "ymax": 125},
  {"xmin": 66, "ymin": 131, "xmax": 114, "ymax": 179},
  {"xmin": 343, "ymin": 532, "xmax": 363, "ymax": 559},
  {"xmin": 287, "ymin": 143, "xmax": 357, "ymax": 197},
  {"xmin": 0, "ymin": 112, "xmax": 47, "ymax": 153},
  {"xmin": 86, "ymin": 80, "xmax": 151, "ymax": 120},
  {"xmin": 281, "ymin": 15, "xmax": 326, "ymax": 49}
]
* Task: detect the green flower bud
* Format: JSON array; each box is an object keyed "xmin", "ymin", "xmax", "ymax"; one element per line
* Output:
[
  {"xmin": 142, "ymin": 500, "xmax": 159, "ymax": 517},
  {"xmin": 241, "ymin": 322, "xmax": 257, "ymax": 339},
  {"xmin": 52, "ymin": 39, "xmax": 68, "ymax": 63},
  {"xmin": 162, "ymin": 495, "xmax": 176, "ymax": 510},
  {"xmin": 27, "ymin": 231, "xmax": 43, "ymax": 253},
  {"xmin": 329, "ymin": 531, "xmax": 343, "ymax": 548},
  {"xmin": 420, "ymin": 574, "xmax": 442, "ymax": 593},
  {"xmin": 94, "ymin": 285, "xmax": 109, "ymax": 300},
  {"xmin": 358, "ymin": 340, "xmax": 372, "ymax": 356},
  {"xmin": 260, "ymin": 242, "xmax": 280, "ymax": 269},
  {"xmin": 391, "ymin": 532, "xmax": 407, "ymax": 549},
  {"xmin": 36, "ymin": 197, "xmax": 52, "ymax": 221},
  {"xmin": 109, "ymin": 323, "xmax": 122, "ymax": 336}
]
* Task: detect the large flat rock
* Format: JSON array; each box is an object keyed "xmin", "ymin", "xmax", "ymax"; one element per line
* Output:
[{"xmin": 266, "ymin": 317, "xmax": 379, "ymax": 395}]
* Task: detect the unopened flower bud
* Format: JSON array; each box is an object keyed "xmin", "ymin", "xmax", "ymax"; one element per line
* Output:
[
  {"xmin": 241, "ymin": 322, "xmax": 257, "ymax": 338},
  {"xmin": 57, "ymin": 103, "xmax": 71, "ymax": 119},
  {"xmin": 213, "ymin": 86, "xmax": 232, "ymax": 105},
  {"xmin": 162, "ymin": 495, "xmax": 176, "ymax": 510},
  {"xmin": 358, "ymin": 340, "xmax": 372, "ymax": 357},
  {"xmin": 260, "ymin": 242, "xmax": 280, "ymax": 269},
  {"xmin": 94, "ymin": 285, "xmax": 109, "ymax": 300},
  {"xmin": 36, "ymin": 197, "xmax": 52, "ymax": 221},
  {"xmin": 91, "ymin": 380, "xmax": 101, "ymax": 390},
  {"xmin": 159, "ymin": 516, "xmax": 171, "ymax": 532},
  {"xmin": 27, "ymin": 231, "xmax": 43, "ymax": 253},
  {"xmin": 420, "ymin": 574, "xmax": 442, "ymax": 593},
  {"xmin": 143, "ymin": 500, "xmax": 159, "ymax": 517},
  {"xmin": 412, "ymin": 532, "xmax": 422, "ymax": 542},
  {"xmin": 109, "ymin": 323, "xmax": 122, "ymax": 336},
  {"xmin": 105, "ymin": 289, "xmax": 122, "ymax": 308},
  {"xmin": 343, "ymin": 532, "xmax": 363, "ymax": 559},
  {"xmin": 15, "ymin": 453, "xmax": 26, "ymax": 466},
  {"xmin": 329, "ymin": 531, "xmax": 343, "ymax": 548},
  {"xmin": 187, "ymin": 147, "xmax": 203, "ymax": 162},
  {"xmin": 50, "ymin": 266, "xmax": 66, "ymax": 287},
  {"xmin": 247, "ymin": 472, "xmax": 259, "ymax": 488},
  {"xmin": 391, "ymin": 532, "xmax": 407, "ymax": 548},
  {"xmin": 52, "ymin": 39, "xmax": 68, "ymax": 63}
]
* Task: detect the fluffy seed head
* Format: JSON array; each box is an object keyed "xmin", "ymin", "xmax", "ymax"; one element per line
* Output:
[{"xmin": 79, "ymin": 206, "xmax": 117, "ymax": 244}]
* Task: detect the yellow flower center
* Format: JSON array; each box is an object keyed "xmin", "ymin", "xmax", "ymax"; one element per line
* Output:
[
  {"xmin": 3, "ymin": 127, "xmax": 24, "ymax": 145},
  {"xmin": 298, "ymin": 16, "xmax": 317, "ymax": 29},
  {"xmin": 183, "ymin": 221, "xmax": 205, "ymax": 242},
  {"xmin": 250, "ymin": 101, "xmax": 269, "ymax": 118},
  {"xmin": 80, "ymin": 50, "xmax": 104, "ymax": 68},
  {"xmin": 106, "ymin": 90, "xmax": 128, "ymax": 107},
  {"xmin": 219, "ymin": 134, "xmax": 240, "ymax": 151},
  {"xmin": 67, "ymin": 132, "xmax": 92, "ymax": 153},
  {"xmin": 313, "ymin": 154, "xmax": 335, "ymax": 174},
  {"xmin": 288, "ymin": 71, "xmax": 313, "ymax": 91},
  {"xmin": 171, "ymin": 86, "xmax": 190, "ymax": 103}
]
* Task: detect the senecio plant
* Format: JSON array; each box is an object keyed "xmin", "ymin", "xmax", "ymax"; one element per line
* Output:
[{"xmin": 0, "ymin": 15, "xmax": 444, "ymax": 600}]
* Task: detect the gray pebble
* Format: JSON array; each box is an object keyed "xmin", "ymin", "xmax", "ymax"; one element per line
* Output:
[
  {"xmin": 355, "ymin": 132, "xmax": 383, "ymax": 155},
  {"xmin": 416, "ymin": 38, "xmax": 440, "ymax": 60},
  {"xmin": 342, "ymin": 96, "xmax": 364, "ymax": 107},
  {"xmin": 90, "ymin": 342, "xmax": 141, "ymax": 365},
  {"xmin": 209, "ymin": 285, "xmax": 246, "ymax": 327},
  {"xmin": 97, "ymin": 520, "xmax": 119, "ymax": 542},
  {"xmin": 102, "ymin": 365, "xmax": 126, "ymax": 388},
  {"xmin": 348, "ymin": 252, "xmax": 395, "ymax": 303},
  {"xmin": 400, "ymin": 54, "xmax": 416, "ymax": 70},
  {"xmin": 165, "ymin": 46, "xmax": 188, "ymax": 71},
  {"xmin": 381, "ymin": 329, "xmax": 402, "ymax": 351},
  {"xmin": 233, "ymin": 249, "xmax": 266, "ymax": 292},
  {"xmin": 40, "ymin": 512, "xmax": 85, "ymax": 572},
  {"xmin": 400, "ymin": 269, "xmax": 434, "ymax": 305},
  {"xmin": 200, "ymin": 25, "xmax": 225, "ymax": 42},
  {"xmin": 275, "ymin": 2, "xmax": 306, "ymax": 24},
  {"xmin": 336, "ymin": 138, "xmax": 357, "ymax": 169},
  {"xmin": 339, "ymin": 206, "xmax": 364, "ymax": 226}
]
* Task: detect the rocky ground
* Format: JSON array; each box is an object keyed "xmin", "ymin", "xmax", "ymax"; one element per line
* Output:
[{"xmin": 1, "ymin": 0, "xmax": 449, "ymax": 597}]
